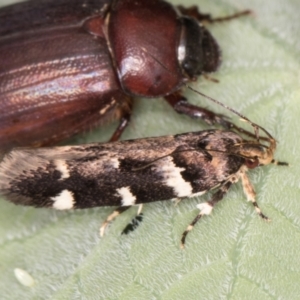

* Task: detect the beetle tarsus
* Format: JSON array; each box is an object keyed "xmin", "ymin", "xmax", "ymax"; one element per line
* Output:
[
  {"xmin": 207, "ymin": 10, "xmax": 252, "ymax": 23},
  {"xmin": 177, "ymin": 6, "xmax": 251, "ymax": 24}
]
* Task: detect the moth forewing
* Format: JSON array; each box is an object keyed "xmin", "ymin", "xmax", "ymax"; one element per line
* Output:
[{"xmin": 0, "ymin": 129, "xmax": 285, "ymax": 246}]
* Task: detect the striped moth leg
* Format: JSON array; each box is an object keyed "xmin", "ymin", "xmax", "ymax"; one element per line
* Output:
[
  {"xmin": 180, "ymin": 181, "xmax": 233, "ymax": 249},
  {"xmin": 100, "ymin": 204, "xmax": 144, "ymax": 237},
  {"xmin": 180, "ymin": 166, "xmax": 271, "ymax": 248},
  {"xmin": 100, "ymin": 206, "xmax": 130, "ymax": 237},
  {"xmin": 122, "ymin": 214, "xmax": 144, "ymax": 235},
  {"xmin": 122, "ymin": 204, "xmax": 144, "ymax": 234},
  {"xmin": 239, "ymin": 166, "xmax": 270, "ymax": 221}
]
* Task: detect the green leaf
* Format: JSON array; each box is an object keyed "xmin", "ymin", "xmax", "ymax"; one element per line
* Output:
[{"xmin": 0, "ymin": 0, "xmax": 299, "ymax": 299}]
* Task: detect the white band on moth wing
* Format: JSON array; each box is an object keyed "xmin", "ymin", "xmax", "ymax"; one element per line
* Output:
[
  {"xmin": 158, "ymin": 157, "xmax": 193, "ymax": 197},
  {"xmin": 109, "ymin": 157, "xmax": 120, "ymax": 169},
  {"xmin": 51, "ymin": 190, "xmax": 75, "ymax": 210},
  {"xmin": 116, "ymin": 186, "xmax": 136, "ymax": 206},
  {"xmin": 54, "ymin": 160, "xmax": 70, "ymax": 179}
]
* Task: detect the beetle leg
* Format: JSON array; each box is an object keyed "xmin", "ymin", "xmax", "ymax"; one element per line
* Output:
[
  {"xmin": 164, "ymin": 92, "xmax": 263, "ymax": 140},
  {"xmin": 109, "ymin": 114, "xmax": 131, "ymax": 142},
  {"xmin": 177, "ymin": 5, "xmax": 251, "ymax": 23},
  {"xmin": 205, "ymin": 10, "xmax": 252, "ymax": 24},
  {"xmin": 165, "ymin": 92, "xmax": 230, "ymax": 127},
  {"xmin": 177, "ymin": 5, "xmax": 212, "ymax": 22},
  {"xmin": 180, "ymin": 181, "xmax": 232, "ymax": 249},
  {"xmin": 109, "ymin": 99, "xmax": 133, "ymax": 142}
]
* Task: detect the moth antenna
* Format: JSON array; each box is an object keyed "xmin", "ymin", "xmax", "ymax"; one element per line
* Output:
[{"xmin": 186, "ymin": 85, "xmax": 275, "ymax": 142}]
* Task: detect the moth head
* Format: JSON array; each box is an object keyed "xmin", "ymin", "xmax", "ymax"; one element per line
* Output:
[
  {"xmin": 183, "ymin": 85, "xmax": 287, "ymax": 169},
  {"xmin": 230, "ymin": 136, "xmax": 277, "ymax": 169}
]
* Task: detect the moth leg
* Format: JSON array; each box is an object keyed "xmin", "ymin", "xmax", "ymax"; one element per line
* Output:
[
  {"xmin": 177, "ymin": 5, "xmax": 251, "ymax": 23},
  {"xmin": 100, "ymin": 206, "xmax": 131, "ymax": 237},
  {"xmin": 172, "ymin": 198, "xmax": 181, "ymax": 206},
  {"xmin": 203, "ymin": 74, "xmax": 219, "ymax": 83},
  {"xmin": 109, "ymin": 98, "xmax": 133, "ymax": 142},
  {"xmin": 180, "ymin": 181, "xmax": 232, "ymax": 249},
  {"xmin": 121, "ymin": 204, "xmax": 144, "ymax": 235},
  {"xmin": 239, "ymin": 168, "xmax": 270, "ymax": 220}
]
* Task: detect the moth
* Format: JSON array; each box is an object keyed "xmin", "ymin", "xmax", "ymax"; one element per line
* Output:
[{"xmin": 0, "ymin": 116, "xmax": 286, "ymax": 247}]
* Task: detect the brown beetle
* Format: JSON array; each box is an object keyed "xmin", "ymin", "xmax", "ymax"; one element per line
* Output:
[{"xmin": 0, "ymin": 0, "xmax": 249, "ymax": 149}]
